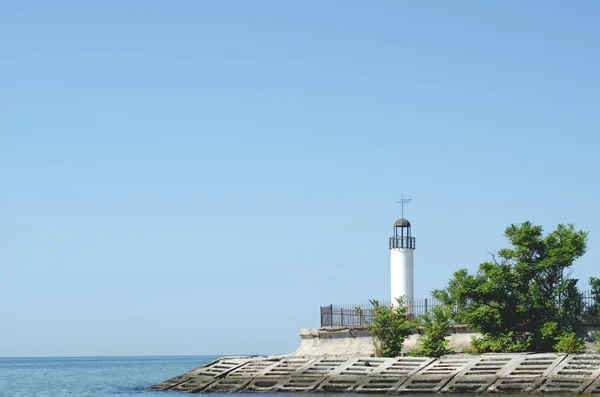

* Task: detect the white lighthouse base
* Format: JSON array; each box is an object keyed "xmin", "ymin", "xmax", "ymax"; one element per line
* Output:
[{"xmin": 390, "ymin": 248, "xmax": 414, "ymax": 306}]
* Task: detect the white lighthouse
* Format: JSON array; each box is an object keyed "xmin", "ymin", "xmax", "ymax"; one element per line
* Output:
[{"xmin": 389, "ymin": 218, "xmax": 415, "ymax": 307}]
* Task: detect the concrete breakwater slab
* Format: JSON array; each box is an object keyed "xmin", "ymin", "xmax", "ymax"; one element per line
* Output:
[
  {"xmin": 549, "ymin": 354, "xmax": 600, "ymax": 378},
  {"xmin": 315, "ymin": 357, "xmax": 428, "ymax": 393},
  {"xmin": 369, "ymin": 356, "xmax": 434, "ymax": 377},
  {"xmin": 203, "ymin": 357, "xmax": 281, "ymax": 392},
  {"xmin": 252, "ymin": 356, "xmax": 317, "ymax": 378},
  {"xmin": 537, "ymin": 354, "xmax": 600, "ymax": 395},
  {"xmin": 172, "ymin": 357, "xmax": 251, "ymax": 393},
  {"xmin": 150, "ymin": 357, "xmax": 251, "ymax": 392},
  {"xmin": 149, "ymin": 356, "xmax": 224, "ymax": 390},
  {"xmin": 290, "ymin": 357, "xmax": 386, "ymax": 393},
  {"xmin": 245, "ymin": 357, "xmax": 320, "ymax": 392},
  {"xmin": 397, "ymin": 356, "xmax": 474, "ymax": 393},
  {"xmin": 353, "ymin": 357, "xmax": 435, "ymax": 393},
  {"xmin": 295, "ymin": 357, "xmax": 351, "ymax": 377},
  {"xmin": 442, "ymin": 354, "xmax": 522, "ymax": 393},
  {"xmin": 246, "ymin": 376, "xmax": 325, "ymax": 393},
  {"xmin": 315, "ymin": 357, "xmax": 396, "ymax": 393},
  {"xmin": 488, "ymin": 353, "xmax": 566, "ymax": 393}
]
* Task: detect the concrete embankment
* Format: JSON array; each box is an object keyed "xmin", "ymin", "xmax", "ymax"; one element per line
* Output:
[
  {"xmin": 150, "ymin": 353, "xmax": 600, "ymax": 394},
  {"xmin": 150, "ymin": 326, "xmax": 600, "ymax": 394}
]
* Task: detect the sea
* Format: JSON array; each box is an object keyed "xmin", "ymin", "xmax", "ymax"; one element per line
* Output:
[{"xmin": 0, "ymin": 355, "xmax": 217, "ymax": 397}]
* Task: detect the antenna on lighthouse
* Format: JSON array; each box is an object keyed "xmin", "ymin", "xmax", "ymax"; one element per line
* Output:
[{"xmin": 396, "ymin": 195, "xmax": 412, "ymax": 219}]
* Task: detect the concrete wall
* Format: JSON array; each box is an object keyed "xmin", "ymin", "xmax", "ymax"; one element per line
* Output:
[
  {"xmin": 292, "ymin": 324, "xmax": 600, "ymax": 357},
  {"xmin": 290, "ymin": 327, "xmax": 375, "ymax": 357}
]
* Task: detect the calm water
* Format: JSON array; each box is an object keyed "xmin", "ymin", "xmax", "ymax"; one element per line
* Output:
[{"xmin": 0, "ymin": 355, "xmax": 216, "ymax": 397}]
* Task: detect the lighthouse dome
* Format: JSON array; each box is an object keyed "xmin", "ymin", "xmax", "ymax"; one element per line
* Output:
[{"xmin": 394, "ymin": 218, "xmax": 411, "ymax": 227}]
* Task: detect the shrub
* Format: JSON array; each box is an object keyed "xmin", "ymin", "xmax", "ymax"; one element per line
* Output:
[
  {"xmin": 537, "ymin": 321, "xmax": 563, "ymax": 352},
  {"xmin": 411, "ymin": 306, "xmax": 452, "ymax": 357},
  {"xmin": 553, "ymin": 331, "xmax": 585, "ymax": 353},
  {"xmin": 462, "ymin": 336, "xmax": 481, "ymax": 355},
  {"xmin": 470, "ymin": 332, "xmax": 532, "ymax": 353},
  {"xmin": 594, "ymin": 330, "xmax": 600, "ymax": 352},
  {"xmin": 367, "ymin": 298, "xmax": 416, "ymax": 357}
]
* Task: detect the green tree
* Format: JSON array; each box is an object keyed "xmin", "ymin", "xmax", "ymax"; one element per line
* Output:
[
  {"xmin": 433, "ymin": 222, "xmax": 588, "ymax": 352},
  {"xmin": 411, "ymin": 305, "xmax": 453, "ymax": 357},
  {"xmin": 367, "ymin": 298, "xmax": 416, "ymax": 357}
]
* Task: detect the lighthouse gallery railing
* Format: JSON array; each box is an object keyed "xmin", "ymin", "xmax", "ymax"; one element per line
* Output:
[{"xmin": 389, "ymin": 236, "xmax": 416, "ymax": 249}]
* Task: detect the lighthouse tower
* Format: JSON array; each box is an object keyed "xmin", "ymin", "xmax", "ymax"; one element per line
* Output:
[{"xmin": 389, "ymin": 218, "xmax": 416, "ymax": 306}]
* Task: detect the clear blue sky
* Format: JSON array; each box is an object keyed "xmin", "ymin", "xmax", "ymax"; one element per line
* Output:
[{"xmin": 2, "ymin": 1, "xmax": 599, "ymax": 357}]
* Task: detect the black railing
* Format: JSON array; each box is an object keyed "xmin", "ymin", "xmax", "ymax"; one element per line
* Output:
[
  {"xmin": 389, "ymin": 236, "xmax": 416, "ymax": 249},
  {"xmin": 321, "ymin": 292, "xmax": 600, "ymax": 327},
  {"xmin": 320, "ymin": 298, "xmax": 439, "ymax": 327}
]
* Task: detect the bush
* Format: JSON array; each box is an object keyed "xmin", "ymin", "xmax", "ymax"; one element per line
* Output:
[
  {"xmin": 537, "ymin": 321, "xmax": 563, "ymax": 352},
  {"xmin": 554, "ymin": 331, "xmax": 585, "ymax": 353},
  {"xmin": 411, "ymin": 306, "xmax": 452, "ymax": 357},
  {"xmin": 367, "ymin": 298, "xmax": 416, "ymax": 357},
  {"xmin": 470, "ymin": 332, "xmax": 532, "ymax": 353},
  {"xmin": 594, "ymin": 330, "xmax": 600, "ymax": 352}
]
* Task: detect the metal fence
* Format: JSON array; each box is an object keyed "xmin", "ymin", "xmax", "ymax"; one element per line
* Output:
[
  {"xmin": 320, "ymin": 292, "xmax": 600, "ymax": 327},
  {"xmin": 574, "ymin": 289, "xmax": 600, "ymax": 324}
]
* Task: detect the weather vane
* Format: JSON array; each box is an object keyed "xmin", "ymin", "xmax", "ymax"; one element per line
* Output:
[{"xmin": 397, "ymin": 195, "xmax": 412, "ymax": 219}]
